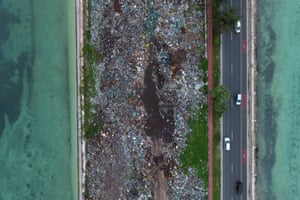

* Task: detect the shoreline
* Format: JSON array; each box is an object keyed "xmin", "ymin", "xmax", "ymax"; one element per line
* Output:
[{"xmin": 76, "ymin": 0, "xmax": 86, "ymax": 199}]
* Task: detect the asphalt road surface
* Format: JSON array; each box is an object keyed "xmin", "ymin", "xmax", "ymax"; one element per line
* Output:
[{"xmin": 221, "ymin": 0, "xmax": 247, "ymax": 199}]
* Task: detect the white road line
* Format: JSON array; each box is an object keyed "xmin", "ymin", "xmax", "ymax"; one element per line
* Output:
[
  {"xmin": 231, "ymin": 32, "xmax": 233, "ymax": 40},
  {"xmin": 231, "ymin": 130, "xmax": 234, "ymax": 140},
  {"xmin": 231, "ymin": 163, "xmax": 234, "ymax": 174},
  {"xmin": 230, "ymin": 64, "xmax": 233, "ymax": 74},
  {"xmin": 231, "ymin": 196, "xmax": 234, "ymax": 200},
  {"xmin": 230, "ymin": 0, "xmax": 233, "ymax": 7}
]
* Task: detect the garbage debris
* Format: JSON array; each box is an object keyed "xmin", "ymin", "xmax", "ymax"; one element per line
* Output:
[{"xmin": 85, "ymin": 1, "xmax": 208, "ymax": 199}]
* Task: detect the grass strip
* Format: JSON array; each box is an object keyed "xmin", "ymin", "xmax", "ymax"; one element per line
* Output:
[
  {"xmin": 179, "ymin": 104, "xmax": 209, "ymax": 188},
  {"xmin": 81, "ymin": 0, "xmax": 102, "ymax": 138},
  {"xmin": 212, "ymin": 41, "xmax": 221, "ymax": 200}
]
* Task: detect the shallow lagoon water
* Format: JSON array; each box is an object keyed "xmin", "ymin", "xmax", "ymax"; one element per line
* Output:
[
  {"xmin": 0, "ymin": 0, "xmax": 77, "ymax": 199},
  {"xmin": 257, "ymin": 0, "xmax": 300, "ymax": 199}
]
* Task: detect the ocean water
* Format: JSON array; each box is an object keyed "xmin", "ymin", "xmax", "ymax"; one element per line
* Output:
[
  {"xmin": 0, "ymin": 0, "xmax": 77, "ymax": 199},
  {"xmin": 257, "ymin": 0, "xmax": 300, "ymax": 199}
]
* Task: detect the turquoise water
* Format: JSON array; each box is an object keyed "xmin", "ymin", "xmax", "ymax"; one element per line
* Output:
[
  {"xmin": 257, "ymin": 0, "xmax": 300, "ymax": 199},
  {"xmin": 0, "ymin": 0, "xmax": 77, "ymax": 199}
]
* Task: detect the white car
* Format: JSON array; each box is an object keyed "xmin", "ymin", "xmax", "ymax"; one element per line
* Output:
[
  {"xmin": 235, "ymin": 20, "xmax": 241, "ymax": 33},
  {"xmin": 224, "ymin": 137, "xmax": 231, "ymax": 151},
  {"xmin": 236, "ymin": 93, "xmax": 242, "ymax": 106}
]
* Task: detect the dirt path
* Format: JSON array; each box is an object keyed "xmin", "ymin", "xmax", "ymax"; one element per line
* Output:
[
  {"xmin": 153, "ymin": 140, "xmax": 168, "ymax": 200},
  {"xmin": 154, "ymin": 170, "xmax": 168, "ymax": 200},
  {"xmin": 141, "ymin": 38, "xmax": 173, "ymax": 200}
]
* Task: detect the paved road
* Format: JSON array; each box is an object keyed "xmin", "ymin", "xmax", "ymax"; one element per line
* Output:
[{"xmin": 221, "ymin": 0, "xmax": 247, "ymax": 199}]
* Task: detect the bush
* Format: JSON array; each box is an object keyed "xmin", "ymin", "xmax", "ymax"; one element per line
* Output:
[
  {"xmin": 210, "ymin": 85, "xmax": 230, "ymax": 117},
  {"xmin": 198, "ymin": 58, "xmax": 208, "ymax": 71}
]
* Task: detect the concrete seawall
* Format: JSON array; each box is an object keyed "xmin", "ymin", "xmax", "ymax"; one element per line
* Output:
[
  {"xmin": 76, "ymin": 0, "xmax": 86, "ymax": 199},
  {"xmin": 247, "ymin": 0, "xmax": 257, "ymax": 199}
]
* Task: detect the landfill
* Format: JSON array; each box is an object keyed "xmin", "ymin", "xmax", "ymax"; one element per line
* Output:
[{"xmin": 85, "ymin": 0, "xmax": 208, "ymax": 199}]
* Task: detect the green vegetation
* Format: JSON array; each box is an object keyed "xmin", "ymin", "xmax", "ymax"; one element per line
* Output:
[
  {"xmin": 179, "ymin": 105, "xmax": 209, "ymax": 187},
  {"xmin": 198, "ymin": 58, "xmax": 208, "ymax": 71},
  {"xmin": 82, "ymin": 0, "xmax": 102, "ymax": 138},
  {"xmin": 210, "ymin": 85, "xmax": 230, "ymax": 118},
  {"xmin": 199, "ymin": 58, "xmax": 209, "ymax": 84},
  {"xmin": 212, "ymin": 38, "xmax": 221, "ymax": 200},
  {"xmin": 212, "ymin": 0, "xmax": 240, "ymax": 33},
  {"xmin": 213, "ymin": 8, "xmax": 239, "ymax": 33}
]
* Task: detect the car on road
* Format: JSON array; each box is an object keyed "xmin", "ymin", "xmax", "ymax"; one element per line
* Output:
[
  {"xmin": 235, "ymin": 181, "xmax": 242, "ymax": 194},
  {"xmin": 224, "ymin": 137, "xmax": 231, "ymax": 151},
  {"xmin": 235, "ymin": 20, "xmax": 241, "ymax": 33},
  {"xmin": 235, "ymin": 93, "xmax": 242, "ymax": 106}
]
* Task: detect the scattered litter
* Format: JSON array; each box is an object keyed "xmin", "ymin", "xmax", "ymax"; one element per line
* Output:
[{"xmin": 86, "ymin": 1, "xmax": 207, "ymax": 199}]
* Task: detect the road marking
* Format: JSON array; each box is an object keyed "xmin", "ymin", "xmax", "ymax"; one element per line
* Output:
[
  {"xmin": 230, "ymin": 98, "xmax": 233, "ymax": 107},
  {"xmin": 230, "ymin": 32, "xmax": 233, "ymax": 40},
  {"xmin": 242, "ymin": 40, "xmax": 247, "ymax": 54},
  {"xmin": 231, "ymin": 131, "xmax": 233, "ymax": 140},
  {"xmin": 230, "ymin": 64, "xmax": 233, "ymax": 74},
  {"xmin": 231, "ymin": 163, "xmax": 234, "ymax": 174},
  {"xmin": 231, "ymin": 196, "xmax": 233, "ymax": 200},
  {"xmin": 230, "ymin": 0, "xmax": 233, "ymax": 6},
  {"xmin": 242, "ymin": 94, "xmax": 247, "ymax": 109},
  {"xmin": 242, "ymin": 149, "xmax": 247, "ymax": 164}
]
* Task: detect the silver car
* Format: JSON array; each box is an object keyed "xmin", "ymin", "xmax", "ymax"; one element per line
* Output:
[
  {"xmin": 235, "ymin": 20, "xmax": 241, "ymax": 33},
  {"xmin": 236, "ymin": 93, "xmax": 242, "ymax": 106}
]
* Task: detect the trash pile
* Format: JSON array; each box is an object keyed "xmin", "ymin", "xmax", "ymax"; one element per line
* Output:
[{"xmin": 85, "ymin": 0, "xmax": 208, "ymax": 199}]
